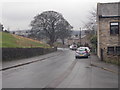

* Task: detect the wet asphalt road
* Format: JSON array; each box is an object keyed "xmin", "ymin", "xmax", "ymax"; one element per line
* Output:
[{"xmin": 2, "ymin": 49, "xmax": 118, "ymax": 88}]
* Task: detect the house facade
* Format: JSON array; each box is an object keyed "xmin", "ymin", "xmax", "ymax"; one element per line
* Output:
[
  {"xmin": 97, "ymin": 2, "xmax": 120, "ymax": 64},
  {"xmin": 67, "ymin": 35, "xmax": 91, "ymax": 47}
]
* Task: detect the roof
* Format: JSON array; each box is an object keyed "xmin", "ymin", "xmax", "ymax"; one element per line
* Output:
[{"xmin": 97, "ymin": 2, "xmax": 120, "ymax": 17}]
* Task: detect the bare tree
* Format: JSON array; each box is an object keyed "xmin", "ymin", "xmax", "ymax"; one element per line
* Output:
[
  {"xmin": 56, "ymin": 20, "xmax": 73, "ymax": 45},
  {"xmin": 83, "ymin": 8, "xmax": 97, "ymax": 53},
  {"xmin": 30, "ymin": 11, "xmax": 72, "ymax": 46},
  {"xmin": 84, "ymin": 9, "xmax": 97, "ymax": 35}
]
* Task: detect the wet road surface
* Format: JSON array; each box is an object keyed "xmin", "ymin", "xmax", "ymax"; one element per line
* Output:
[{"xmin": 2, "ymin": 49, "xmax": 118, "ymax": 88}]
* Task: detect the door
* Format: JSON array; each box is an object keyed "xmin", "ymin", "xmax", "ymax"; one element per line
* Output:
[{"xmin": 100, "ymin": 48, "xmax": 104, "ymax": 61}]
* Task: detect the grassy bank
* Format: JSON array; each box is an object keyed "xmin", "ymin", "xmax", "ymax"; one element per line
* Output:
[{"xmin": 0, "ymin": 32, "xmax": 50, "ymax": 48}]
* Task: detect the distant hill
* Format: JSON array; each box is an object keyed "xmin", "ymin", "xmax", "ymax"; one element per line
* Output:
[{"xmin": 1, "ymin": 32, "xmax": 50, "ymax": 48}]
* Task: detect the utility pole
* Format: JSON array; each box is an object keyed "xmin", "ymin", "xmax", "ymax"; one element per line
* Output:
[{"xmin": 79, "ymin": 27, "xmax": 81, "ymax": 46}]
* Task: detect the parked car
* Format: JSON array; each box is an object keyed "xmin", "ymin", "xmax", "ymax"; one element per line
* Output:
[
  {"xmin": 78, "ymin": 47, "xmax": 90, "ymax": 56},
  {"xmin": 75, "ymin": 47, "xmax": 90, "ymax": 58},
  {"xmin": 69, "ymin": 44, "xmax": 77, "ymax": 50}
]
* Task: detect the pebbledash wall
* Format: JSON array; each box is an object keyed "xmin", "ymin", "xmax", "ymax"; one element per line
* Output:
[
  {"xmin": 2, "ymin": 47, "xmax": 57, "ymax": 61},
  {"xmin": 97, "ymin": 2, "xmax": 120, "ymax": 64}
]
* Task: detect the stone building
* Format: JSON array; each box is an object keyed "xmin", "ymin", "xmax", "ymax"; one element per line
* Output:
[
  {"xmin": 67, "ymin": 35, "xmax": 90, "ymax": 47},
  {"xmin": 97, "ymin": 2, "xmax": 120, "ymax": 64}
]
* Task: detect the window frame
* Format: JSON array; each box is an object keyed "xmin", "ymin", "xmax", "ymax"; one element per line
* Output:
[
  {"xmin": 116, "ymin": 46, "xmax": 120, "ymax": 55},
  {"xmin": 107, "ymin": 46, "xmax": 115, "ymax": 55},
  {"xmin": 107, "ymin": 46, "xmax": 120, "ymax": 55},
  {"xmin": 110, "ymin": 22, "xmax": 119, "ymax": 35}
]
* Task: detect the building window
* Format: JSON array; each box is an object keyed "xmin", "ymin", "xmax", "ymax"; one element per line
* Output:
[
  {"xmin": 116, "ymin": 46, "xmax": 120, "ymax": 55},
  {"xmin": 107, "ymin": 46, "xmax": 120, "ymax": 55},
  {"xmin": 107, "ymin": 47, "xmax": 114, "ymax": 54},
  {"xmin": 110, "ymin": 22, "xmax": 119, "ymax": 35}
]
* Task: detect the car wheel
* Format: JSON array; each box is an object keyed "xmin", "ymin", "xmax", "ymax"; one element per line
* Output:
[{"xmin": 75, "ymin": 56, "xmax": 78, "ymax": 59}]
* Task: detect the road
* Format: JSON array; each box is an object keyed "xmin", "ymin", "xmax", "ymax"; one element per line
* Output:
[{"xmin": 2, "ymin": 49, "xmax": 118, "ymax": 88}]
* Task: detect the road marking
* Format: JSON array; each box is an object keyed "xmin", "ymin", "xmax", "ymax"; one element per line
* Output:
[{"xmin": 43, "ymin": 59, "xmax": 78, "ymax": 88}]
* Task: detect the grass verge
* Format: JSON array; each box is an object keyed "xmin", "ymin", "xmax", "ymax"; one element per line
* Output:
[{"xmin": 1, "ymin": 32, "xmax": 50, "ymax": 48}]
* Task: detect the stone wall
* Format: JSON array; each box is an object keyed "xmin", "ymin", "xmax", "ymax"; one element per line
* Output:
[{"xmin": 2, "ymin": 47, "xmax": 57, "ymax": 61}]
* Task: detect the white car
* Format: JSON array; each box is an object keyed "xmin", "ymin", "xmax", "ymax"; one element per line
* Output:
[
  {"xmin": 78, "ymin": 47, "xmax": 90, "ymax": 56},
  {"xmin": 75, "ymin": 48, "xmax": 89, "ymax": 58},
  {"xmin": 69, "ymin": 45, "xmax": 77, "ymax": 50},
  {"xmin": 78, "ymin": 47, "xmax": 90, "ymax": 53}
]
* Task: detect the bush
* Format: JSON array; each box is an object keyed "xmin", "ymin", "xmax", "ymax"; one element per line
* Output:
[{"xmin": 90, "ymin": 35, "xmax": 97, "ymax": 53}]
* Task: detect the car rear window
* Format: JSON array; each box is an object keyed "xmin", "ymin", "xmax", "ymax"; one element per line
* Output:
[{"xmin": 78, "ymin": 49, "xmax": 85, "ymax": 51}]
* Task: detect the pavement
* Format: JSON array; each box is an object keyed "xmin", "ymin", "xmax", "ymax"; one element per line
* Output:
[
  {"xmin": 1, "ymin": 48, "xmax": 119, "ymax": 88},
  {"xmin": 89, "ymin": 54, "xmax": 119, "ymax": 74}
]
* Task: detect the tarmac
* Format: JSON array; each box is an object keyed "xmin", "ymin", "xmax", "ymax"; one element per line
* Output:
[{"xmin": 1, "ymin": 49, "xmax": 119, "ymax": 74}]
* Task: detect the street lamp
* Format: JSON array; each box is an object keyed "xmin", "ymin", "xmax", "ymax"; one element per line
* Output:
[{"xmin": 79, "ymin": 27, "xmax": 81, "ymax": 46}]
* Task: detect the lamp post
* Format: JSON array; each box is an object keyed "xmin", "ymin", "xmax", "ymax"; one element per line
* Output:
[{"xmin": 79, "ymin": 27, "xmax": 81, "ymax": 46}]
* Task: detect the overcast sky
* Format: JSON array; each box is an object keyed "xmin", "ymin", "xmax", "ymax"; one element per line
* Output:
[{"xmin": 0, "ymin": 0, "xmax": 119, "ymax": 31}]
